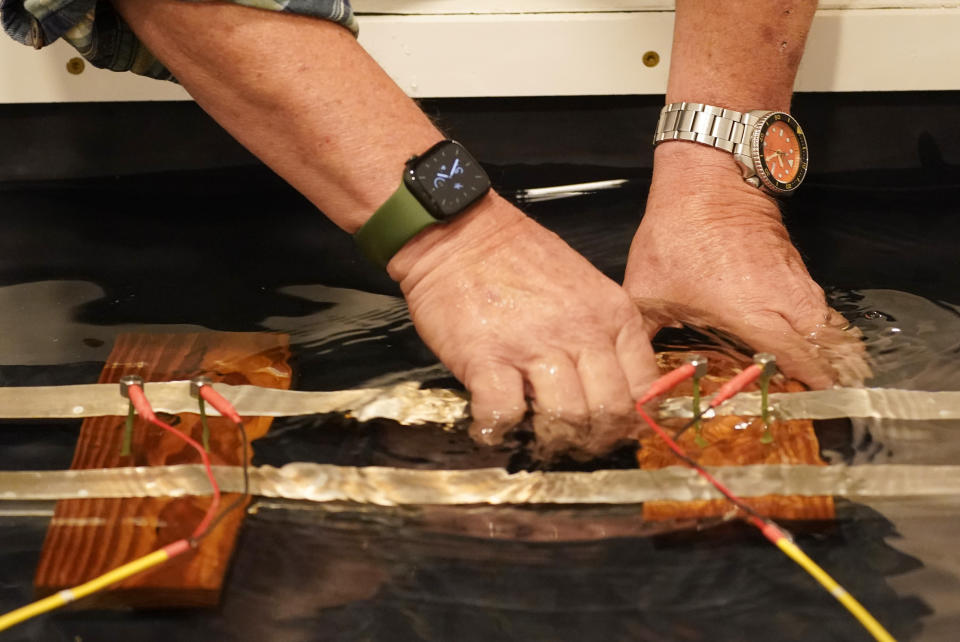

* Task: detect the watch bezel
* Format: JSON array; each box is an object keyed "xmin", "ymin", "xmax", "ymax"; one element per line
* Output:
[
  {"xmin": 750, "ymin": 111, "xmax": 809, "ymax": 195},
  {"xmin": 403, "ymin": 140, "xmax": 491, "ymax": 220}
]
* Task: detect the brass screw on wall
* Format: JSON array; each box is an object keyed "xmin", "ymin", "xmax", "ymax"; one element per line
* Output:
[
  {"xmin": 66, "ymin": 57, "xmax": 85, "ymax": 75},
  {"xmin": 642, "ymin": 51, "xmax": 660, "ymax": 67}
]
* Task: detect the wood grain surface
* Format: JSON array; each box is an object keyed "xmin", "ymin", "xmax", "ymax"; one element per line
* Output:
[
  {"xmin": 638, "ymin": 352, "xmax": 835, "ymax": 522},
  {"xmin": 34, "ymin": 332, "xmax": 291, "ymax": 608}
]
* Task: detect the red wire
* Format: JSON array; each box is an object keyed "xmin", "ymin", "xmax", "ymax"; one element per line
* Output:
[
  {"xmin": 635, "ymin": 363, "xmax": 773, "ymax": 523},
  {"xmin": 709, "ymin": 363, "xmax": 764, "ymax": 408},
  {"xmin": 145, "ymin": 415, "xmax": 221, "ymax": 540},
  {"xmin": 128, "ymin": 384, "xmax": 222, "ymax": 541},
  {"xmin": 198, "ymin": 385, "xmax": 243, "ymax": 425},
  {"xmin": 637, "ymin": 362, "xmax": 696, "ymax": 405},
  {"xmin": 636, "ymin": 405, "xmax": 759, "ymax": 515}
]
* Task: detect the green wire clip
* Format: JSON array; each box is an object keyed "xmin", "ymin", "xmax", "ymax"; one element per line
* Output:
[
  {"xmin": 121, "ymin": 401, "xmax": 134, "ymax": 457},
  {"xmin": 199, "ymin": 396, "xmax": 211, "ymax": 453},
  {"xmin": 118, "ymin": 374, "xmax": 144, "ymax": 458},
  {"xmin": 754, "ymin": 353, "xmax": 777, "ymax": 444},
  {"xmin": 687, "ymin": 355, "xmax": 709, "ymax": 448},
  {"xmin": 191, "ymin": 376, "xmax": 214, "ymax": 453}
]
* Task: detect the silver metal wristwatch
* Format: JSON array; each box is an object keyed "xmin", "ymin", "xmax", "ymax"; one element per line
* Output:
[{"xmin": 653, "ymin": 102, "xmax": 809, "ymax": 195}]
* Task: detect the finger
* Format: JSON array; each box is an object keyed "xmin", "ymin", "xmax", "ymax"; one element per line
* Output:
[
  {"xmin": 576, "ymin": 348, "xmax": 637, "ymax": 453},
  {"xmin": 628, "ymin": 299, "xmax": 674, "ymax": 337},
  {"xmin": 799, "ymin": 309, "xmax": 872, "ymax": 386},
  {"xmin": 615, "ymin": 315, "xmax": 663, "ymax": 400},
  {"xmin": 530, "ymin": 413, "xmax": 581, "ymax": 460},
  {"xmin": 525, "ymin": 353, "xmax": 589, "ymax": 425},
  {"xmin": 730, "ymin": 311, "xmax": 837, "ymax": 390},
  {"xmin": 773, "ymin": 294, "xmax": 871, "ymax": 386},
  {"xmin": 825, "ymin": 306, "xmax": 850, "ymax": 330},
  {"xmin": 523, "ymin": 354, "xmax": 590, "ymax": 458},
  {"xmin": 465, "ymin": 361, "xmax": 526, "ymax": 446}
]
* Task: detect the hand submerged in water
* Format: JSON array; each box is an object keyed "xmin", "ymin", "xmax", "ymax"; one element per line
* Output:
[
  {"xmin": 389, "ymin": 194, "xmax": 661, "ymax": 456},
  {"xmin": 623, "ymin": 144, "xmax": 869, "ymax": 389}
]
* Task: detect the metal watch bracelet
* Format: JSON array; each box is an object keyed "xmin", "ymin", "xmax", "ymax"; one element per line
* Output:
[
  {"xmin": 653, "ymin": 101, "xmax": 811, "ymax": 194},
  {"xmin": 653, "ymin": 102, "xmax": 760, "ymax": 156}
]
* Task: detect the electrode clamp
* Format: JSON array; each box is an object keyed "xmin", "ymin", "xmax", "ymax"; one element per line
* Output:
[
  {"xmin": 189, "ymin": 376, "xmax": 214, "ymax": 398},
  {"xmin": 684, "ymin": 354, "xmax": 708, "ymax": 378},
  {"xmin": 753, "ymin": 353, "xmax": 778, "ymax": 377},
  {"xmin": 118, "ymin": 374, "xmax": 145, "ymax": 398}
]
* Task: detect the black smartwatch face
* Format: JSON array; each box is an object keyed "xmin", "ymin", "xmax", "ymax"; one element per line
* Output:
[{"xmin": 405, "ymin": 140, "xmax": 491, "ymax": 219}]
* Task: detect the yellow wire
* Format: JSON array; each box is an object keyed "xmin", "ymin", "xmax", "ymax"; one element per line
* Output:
[
  {"xmin": 0, "ymin": 546, "xmax": 175, "ymax": 633},
  {"xmin": 0, "ymin": 522, "xmax": 897, "ymax": 641},
  {"xmin": 774, "ymin": 537, "xmax": 896, "ymax": 642}
]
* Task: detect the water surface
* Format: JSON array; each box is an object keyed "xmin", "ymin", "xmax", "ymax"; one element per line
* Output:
[{"xmin": 1, "ymin": 168, "xmax": 958, "ymax": 640}]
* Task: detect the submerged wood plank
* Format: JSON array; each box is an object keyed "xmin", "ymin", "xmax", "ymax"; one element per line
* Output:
[
  {"xmin": 34, "ymin": 332, "xmax": 291, "ymax": 608},
  {"xmin": 638, "ymin": 352, "xmax": 835, "ymax": 522}
]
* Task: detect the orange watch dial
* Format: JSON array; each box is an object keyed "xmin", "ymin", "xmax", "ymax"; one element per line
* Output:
[{"xmin": 760, "ymin": 120, "xmax": 802, "ymax": 184}]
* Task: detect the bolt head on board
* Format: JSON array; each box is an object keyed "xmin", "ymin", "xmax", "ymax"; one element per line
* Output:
[
  {"xmin": 684, "ymin": 354, "xmax": 708, "ymax": 378},
  {"xmin": 190, "ymin": 376, "xmax": 214, "ymax": 398},
  {"xmin": 118, "ymin": 374, "xmax": 144, "ymax": 398},
  {"xmin": 753, "ymin": 353, "xmax": 778, "ymax": 376}
]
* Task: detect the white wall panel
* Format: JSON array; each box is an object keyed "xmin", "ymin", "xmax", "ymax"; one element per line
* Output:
[
  {"xmin": 352, "ymin": 0, "xmax": 960, "ymax": 12},
  {"xmin": 0, "ymin": 4, "xmax": 958, "ymax": 102},
  {"xmin": 0, "ymin": 38, "xmax": 188, "ymax": 103}
]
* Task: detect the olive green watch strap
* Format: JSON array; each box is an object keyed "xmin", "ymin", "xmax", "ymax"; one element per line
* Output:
[{"xmin": 354, "ymin": 181, "xmax": 439, "ymax": 268}]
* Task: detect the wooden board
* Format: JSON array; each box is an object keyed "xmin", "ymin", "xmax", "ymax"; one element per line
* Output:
[
  {"xmin": 638, "ymin": 352, "xmax": 835, "ymax": 522},
  {"xmin": 34, "ymin": 332, "xmax": 291, "ymax": 608}
]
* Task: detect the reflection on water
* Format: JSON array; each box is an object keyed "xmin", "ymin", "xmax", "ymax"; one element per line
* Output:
[
  {"xmin": 2, "ymin": 167, "xmax": 960, "ymax": 640},
  {"xmin": 0, "ymin": 499, "xmax": 932, "ymax": 641},
  {"xmin": 5, "ymin": 280, "xmax": 958, "ymax": 391},
  {"xmin": 1, "ymin": 279, "xmax": 959, "ymax": 639},
  {"xmin": 835, "ymin": 289, "xmax": 960, "ymax": 391},
  {"xmin": 8, "ymin": 280, "xmax": 958, "ymax": 470}
]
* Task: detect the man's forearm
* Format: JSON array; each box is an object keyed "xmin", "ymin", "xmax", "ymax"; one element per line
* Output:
[
  {"xmin": 625, "ymin": 1, "xmax": 856, "ymax": 391},
  {"xmin": 113, "ymin": 0, "xmax": 526, "ymax": 286},
  {"xmin": 111, "ymin": 0, "xmax": 665, "ymax": 447},
  {"xmin": 652, "ymin": 1, "xmax": 818, "ymax": 196},
  {"xmin": 666, "ymin": 0, "xmax": 817, "ymax": 112},
  {"xmin": 112, "ymin": 0, "xmax": 449, "ymax": 234}
]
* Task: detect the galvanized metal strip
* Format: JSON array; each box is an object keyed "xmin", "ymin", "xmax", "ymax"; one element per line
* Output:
[
  {"xmin": 0, "ymin": 381, "xmax": 469, "ymax": 425},
  {"xmin": 1, "ymin": 463, "xmax": 958, "ymax": 505},
  {"xmin": 659, "ymin": 388, "xmax": 960, "ymax": 421},
  {"xmin": 3, "ymin": 383, "xmax": 960, "ymax": 424}
]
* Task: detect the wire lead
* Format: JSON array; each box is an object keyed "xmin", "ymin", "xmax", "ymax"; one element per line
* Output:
[{"xmin": 637, "ymin": 364, "xmax": 896, "ymax": 642}]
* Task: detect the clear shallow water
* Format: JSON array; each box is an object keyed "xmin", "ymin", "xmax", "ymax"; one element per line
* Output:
[
  {"xmin": 5, "ymin": 281, "xmax": 958, "ymax": 471},
  {"xmin": 1, "ymin": 170, "xmax": 959, "ymax": 640}
]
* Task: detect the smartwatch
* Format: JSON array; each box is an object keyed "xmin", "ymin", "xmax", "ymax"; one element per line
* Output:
[
  {"xmin": 653, "ymin": 102, "xmax": 809, "ymax": 195},
  {"xmin": 354, "ymin": 139, "xmax": 492, "ymax": 267}
]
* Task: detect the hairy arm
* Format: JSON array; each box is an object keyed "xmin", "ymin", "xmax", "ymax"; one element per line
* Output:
[
  {"xmin": 112, "ymin": 0, "xmax": 661, "ymax": 456},
  {"xmin": 667, "ymin": 0, "xmax": 816, "ymax": 111},
  {"xmin": 111, "ymin": 2, "xmax": 440, "ymax": 232},
  {"xmin": 625, "ymin": 0, "xmax": 868, "ymax": 387}
]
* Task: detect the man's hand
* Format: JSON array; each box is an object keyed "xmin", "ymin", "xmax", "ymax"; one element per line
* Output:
[
  {"xmin": 390, "ymin": 194, "xmax": 661, "ymax": 456},
  {"xmin": 624, "ymin": 144, "xmax": 869, "ymax": 389},
  {"xmin": 109, "ymin": 1, "xmax": 660, "ymax": 455}
]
